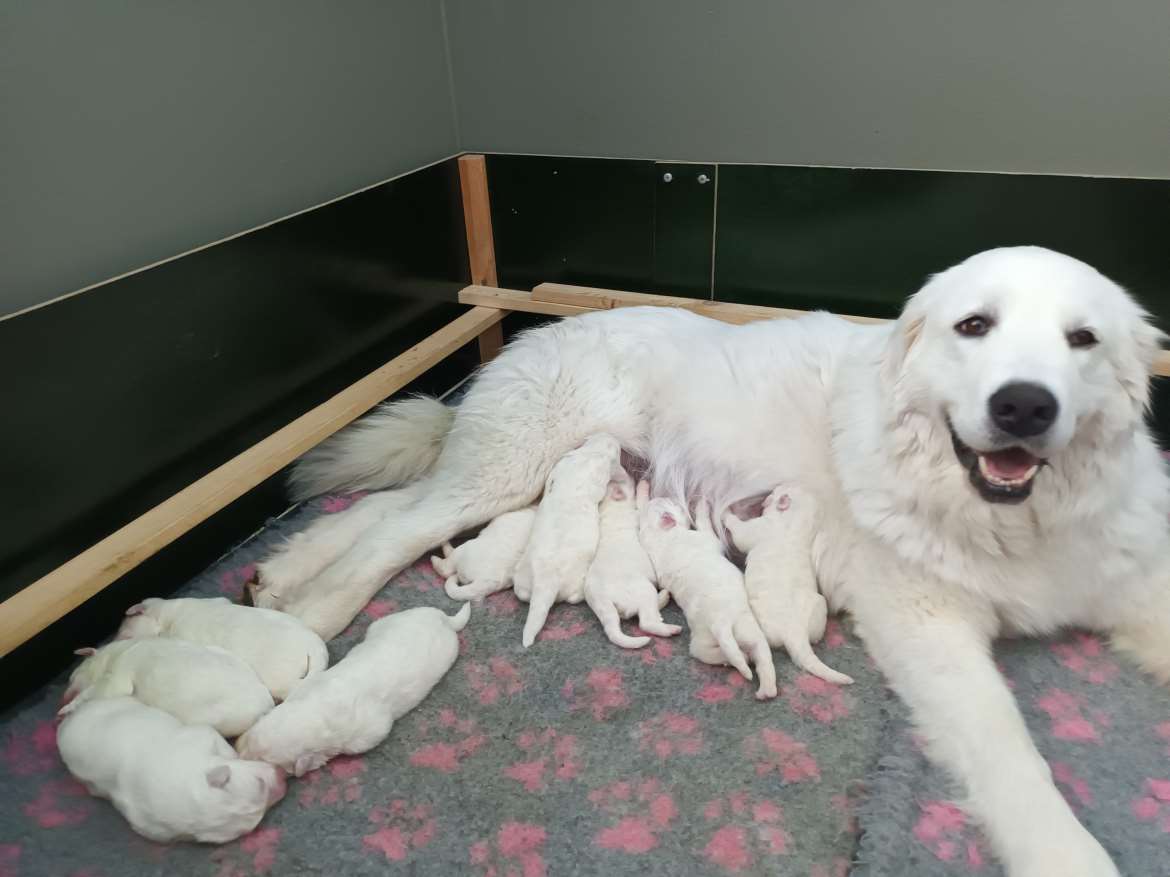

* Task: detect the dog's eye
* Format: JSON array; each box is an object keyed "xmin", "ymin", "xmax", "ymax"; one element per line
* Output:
[
  {"xmin": 1067, "ymin": 328, "xmax": 1098, "ymax": 349},
  {"xmin": 954, "ymin": 315, "xmax": 993, "ymax": 337}
]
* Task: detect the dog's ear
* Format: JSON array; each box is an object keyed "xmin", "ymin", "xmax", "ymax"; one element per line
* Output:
[
  {"xmin": 881, "ymin": 307, "xmax": 925, "ymax": 389},
  {"xmin": 123, "ymin": 603, "xmax": 146, "ymax": 617},
  {"xmin": 206, "ymin": 765, "xmax": 232, "ymax": 788},
  {"xmin": 1116, "ymin": 317, "xmax": 1166, "ymax": 414},
  {"xmin": 73, "ymin": 647, "xmax": 97, "ymax": 657}
]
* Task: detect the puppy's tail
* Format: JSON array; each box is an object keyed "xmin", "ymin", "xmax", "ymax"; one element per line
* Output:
[
  {"xmin": 521, "ymin": 589, "xmax": 556, "ymax": 648},
  {"xmin": 714, "ymin": 622, "xmax": 753, "ymax": 682},
  {"xmin": 785, "ymin": 637, "xmax": 854, "ymax": 686},
  {"xmin": 288, "ymin": 396, "xmax": 455, "ymax": 501},
  {"xmin": 446, "ymin": 602, "xmax": 472, "ymax": 632},
  {"xmin": 445, "ymin": 576, "xmax": 506, "ymax": 601}
]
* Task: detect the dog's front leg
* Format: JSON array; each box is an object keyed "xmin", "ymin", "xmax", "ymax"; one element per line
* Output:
[
  {"xmin": 1109, "ymin": 571, "xmax": 1170, "ymax": 684},
  {"xmin": 852, "ymin": 586, "xmax": 1119, "ymax": 877}
]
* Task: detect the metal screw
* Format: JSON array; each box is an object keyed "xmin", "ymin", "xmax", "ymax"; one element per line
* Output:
[
  {"xmin": 697, "ymin": 173, "xmax": 710, "ymax": 184},
  {"xmin": 662, "ymin": 172, "xmax": 673, "ymax": 183}
]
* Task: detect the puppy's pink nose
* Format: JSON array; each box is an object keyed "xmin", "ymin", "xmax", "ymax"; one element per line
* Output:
[{"xmin": 267, "ymin": 770, "xmax": 288, "ymax": 806}]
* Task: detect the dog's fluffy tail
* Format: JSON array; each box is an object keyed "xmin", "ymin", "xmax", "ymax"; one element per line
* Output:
[{"xmin": 288, "ymin": 396, "xmax": 455, "ymax": 501}]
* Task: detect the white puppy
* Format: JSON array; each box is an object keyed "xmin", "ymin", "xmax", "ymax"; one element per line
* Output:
[
  {"xmin": 637, "ymin": 482, "xmax": 777, "ymax": 699},
  {"xmin": 57, "ymin": 696, "xmax": 286, "ymax": 843},
  {"xmin": 61, "ymin": 639, "xmax": 274, "ymax": 737},
  {"xmin": 433, "ymin": 505, "xmax": 537, "ymax": 600},
  {"xmin": 236, "ymin": 604, "xmax": 470, "ymax": 776},
  {"xmin": 724, "ymin": 486, "xmax": 853, "ymax": 685},
  {"xmin": 515, "ymin": 434, "xmax": 623, "ymax": 647},
  {"xmin": 584, "ymin": 471, "xmax": 681, "ymax": 648},
  {"xmin": 115, "ymin": 597, "xmax": 328, "ymax": 701}
]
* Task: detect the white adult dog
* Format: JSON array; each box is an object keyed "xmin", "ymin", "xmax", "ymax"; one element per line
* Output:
[{"xmin": 254, "ymin": 246, "xmax": 1168, "ymax": 876}]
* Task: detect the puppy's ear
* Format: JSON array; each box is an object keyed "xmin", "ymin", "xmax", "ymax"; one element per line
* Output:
[
  {"xmin": 608, "ymin": 483, "xmax": 628, "ymax": 501},
  {"xmin": 124, "ymin": 603, "xmax": 146, "ymax": 617},
  {"xmin": 206, "ymin": 765, "xmax": 232, "ymax": 788},
  {"xmin": 73, "ymin": 647, "xmax": 97, "ymax": 657}
]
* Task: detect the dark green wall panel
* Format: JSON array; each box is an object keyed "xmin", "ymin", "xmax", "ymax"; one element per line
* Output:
[
  {"xmin": 653, "ymin": 163, "xmax": 715, "ymax": 299},
  {"xmin": 714, "ymin": 166, "xmax": 1170, "ymax": 323}
]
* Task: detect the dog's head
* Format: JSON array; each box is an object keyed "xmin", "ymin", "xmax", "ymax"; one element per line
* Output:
[{"xmin": 884, "ymin": 246, "xmax": 1162, "ymax": 504}]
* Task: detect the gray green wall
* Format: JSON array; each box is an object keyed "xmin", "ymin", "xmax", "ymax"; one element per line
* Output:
[
  {"xmin": 445, "ymin": 1, "xmax": 1170, "ymax": 179},
  {"xmin": 1, "ymin": 1, "xmax": 458, "ymax": 314}
]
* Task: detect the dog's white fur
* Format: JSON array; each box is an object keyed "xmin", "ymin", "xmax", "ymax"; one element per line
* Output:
[
  {"xmin": 57, "ymin": 696, "xmax": 286, "ymax": 843},
  {"xmin": 514, "ymin": 434, "xmax": 623, "ymax": 647},
  {"xmin": 723, "ymin": 485, "xmax": 853, "ymax": 686},
  {"xmin": 254, "ymin": 247, "xmax": 1170, "ymax": 875},
  {"xmin": 235, "ymin": 604, "xmax": 469, "ymax": 776},
  {"xmin": 115, "ymin": 597, "xmax": 329, "ymax": 701},
  {"xmin": 61, "ymin": 639, "xmax": 274, "ymax": 738},
  {"xmin": 637, "ymin": 483, "xmax": 777, "ymax": 698},
  {"xmin": 583, "ymin": 470, "xmax": 681, "ymax": 648},
  {"xmin": 433, "ymin": 505, "xmax": 537, "ymax": 600}
]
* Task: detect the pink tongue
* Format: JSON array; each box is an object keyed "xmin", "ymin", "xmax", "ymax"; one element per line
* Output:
[{"xmin": 982, "ymin": 448, "xmax": 1038, "ymax": 479}]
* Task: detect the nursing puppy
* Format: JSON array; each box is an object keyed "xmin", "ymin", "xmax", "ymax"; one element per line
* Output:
[
  {"xmin": 724, "ymin": 486, "xmax": 853, "ymax": 685},
  {"xmin": 236, "ymin": 604, "xmax": 470, "ymax": 776},
  {"xmin": 584, "ymin": 471, "xmax": 681, "ymax": 648},
  {"xmin": 515, "ymin": 434, "xmax": 623, "ymax": 647},
  {"xmin": 433, "ymin": 505, "xmax": 537, "ymax": 600},
  {"xmin": 61, "ymin": 639, "xmax": 274, "ymax": 738},
  {"xmin": 637, "ymin": 482, "xmax": 777, "ymax": 699},
  {"xmin": 57, "ymin": 696, "xmax": 286, "ymax": 843},
  {"xmin": 115, "ymin": 597, "xmax": 328, "ymax": 701}
]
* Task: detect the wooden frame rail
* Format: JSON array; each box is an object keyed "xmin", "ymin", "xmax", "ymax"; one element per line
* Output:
[{"xmin": 0, "ymin": 306, "xmax": 502, "ymax": 657}]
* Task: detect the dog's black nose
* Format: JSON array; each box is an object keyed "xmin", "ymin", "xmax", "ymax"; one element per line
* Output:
[{"xmin": 988, "ymin": 382, "xmax": 1059, "ymax": 438}]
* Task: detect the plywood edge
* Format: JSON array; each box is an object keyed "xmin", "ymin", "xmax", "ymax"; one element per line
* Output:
[
  {"xmin": 459, "ymin": 285, "xmax": 594, "ymax": 317},
  {"xmin": 531, "ymin": 282, "xmax": 887, "ymax": 326},
  {"xmin": 0, "ymin": 306, "xmax": 503, "ymax": 656}
]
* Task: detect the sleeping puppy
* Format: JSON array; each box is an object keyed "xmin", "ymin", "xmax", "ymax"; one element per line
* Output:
[
  {"xmin": 236, "ymin": 604, "xmax": 469, "ymax": 776},
  {"xmin": 57, "ymin": 696, "xmax": 286, "ymax": 843},
  {"xmin": 724, "ymin": 485, "xmax": 853, "ymax": 685},
  {"xmin": 584, "ymin": 469, "xmax": 681, "ymax": 648},
  {"xmin": 515, "ymin": 434, "xmax": 623, "ymax": 647},
  {"xmin": 61, "ymin": 638, "xmax": 274, "ymax": 737},
  {"xmin": 637, "ymin": 481, "xmax": 777, "ymax": 699},
  {"xmin": 116, "ymin": 597, "xmax": 328, "ymax": 701},
  {"xmin": 433, "ymin": 505, "xmax": 537, "ymax": 600}
]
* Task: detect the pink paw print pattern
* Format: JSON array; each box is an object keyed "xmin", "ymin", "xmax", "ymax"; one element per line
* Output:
[
  {"xmin": 822, "ymin": 616, "xmax": 848, "ymax": 649},
  {"xmin": 409, "ymin": 709, "xmax": 488, "ymax": 774},
  {"xmin": 23, "ymin": 777, "xmax": 93, "ymax": 829},
  {"xmin": 466, "ymin": 657, "xmax": 525, "ymax": 706},
  {"xmin": 912, "ymin": 801, "xmax": 987, "ymax": 869},
  {"xmin": 1050, "ymin": 761, "xmax": 1094, "ymax": 808},
  {"xmin": 1156, "ymin": 721, "xmax": 1170, "ymax": 756},
  {"xmin": 485, "ymin": 589, "xmax": 521, "ymax": 616},
  {"xmin": 211, "ymin": 827, "xmax": 281, "ymax": 877},
  {"xmin": 397, "ymin": 557, "xmax": 444, "ymax": 592},
  {"xmin": 623, "ymin": 629, "xmax": 674, "ymax": 665},
  {"xmin": 363, "ymin": 800, "xmax": 437, "ymax": 863},
  {"xmin": 535, "ymin": 610, "xmax": 588, "ymax": 642},
  {"xmin": 742, "ymin": 729, "xmax": 820, "ymax": 784},
  {"xmin": 297, "ymin": 755, "xmax": 365, "ymax": 807},
  {"xmin": 810, "ymin": 859, "xmax": 850, "ymax": 877},
  {"xmin": 589, "ymin": 778, "xmax": 678, "ymax": 853},
  {"xmin": 3, "ymin": 720, "xmax": 58, "ymax": 776},
  {"xmin": 218, "ymin": 563, "xmax": 256, "ymax": 599},
  {"xmin": 1051, "ymin": 633, "xmax": 1120, "ymax": 684},
  {"xmin": 562, "ymin": 668, "xmax": 629, "ymax": 721},
  {"xmin": 784, "ymin": 674, "xmax": 851, "ymax": 724},
  {"xmin": 1131, "ymin": 778, "xmax": 1170, "ymax": 832},
  {"xmin": 503, "ymin": 728, "xmax": 581, "ymax": 792},
  {"xmin": 1035, "ymin": 689, "xmax": 1104, "ymax": 744},
  {"xmin": 694, "ymin": 666, "xmax": 751, "ymax": 704},
  {"xmin": 635, "ymin": 713, "xmax": 703, "ymax": 760},
  {"xmin": 0, "ymin": 845, "xmax": 19, "ymax": 877},
  {"xmin": 701, "ymin": 792, "xmax": 791, "ymax": 872},
  {"xmin": 469, "ymin": 822, "xmax": 547, "ymax": 877}
]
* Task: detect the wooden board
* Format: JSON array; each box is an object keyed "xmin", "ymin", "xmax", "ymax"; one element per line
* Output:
[
  {"xmin": 0, "ymin": 306, "xmax": 503, "ymax": 656},
  {"xmin": 459, "ymin": 285, "xmax": 594, "ymax": 317},
  {"xmin": 458, "ymin": 155, "xmax": 498, "ymax": 288}
]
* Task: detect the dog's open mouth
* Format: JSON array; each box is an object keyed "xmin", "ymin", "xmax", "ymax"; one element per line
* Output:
[{"xmin": 949, "ymin": 425, "xmax": 1044, "ymax": 503}]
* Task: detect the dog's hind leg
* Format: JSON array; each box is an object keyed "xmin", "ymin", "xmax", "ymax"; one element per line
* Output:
[{"xmin": 255, "ymin": 488, "xmax": 417, "ymax": 606}]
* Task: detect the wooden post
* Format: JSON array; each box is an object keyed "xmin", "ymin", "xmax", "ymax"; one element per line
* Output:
[{"xmin": 458, "ymin": 154, "xmax": 504, "ymax": 361}]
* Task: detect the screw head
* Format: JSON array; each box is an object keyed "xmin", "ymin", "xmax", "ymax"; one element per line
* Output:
[
  {"xmin": 662, "ymin": 172, "xmax": 673, "ymax": 183},
  {"xmin": 697, "ymin": 173, "xmax": 710, "ymax": 184}
]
